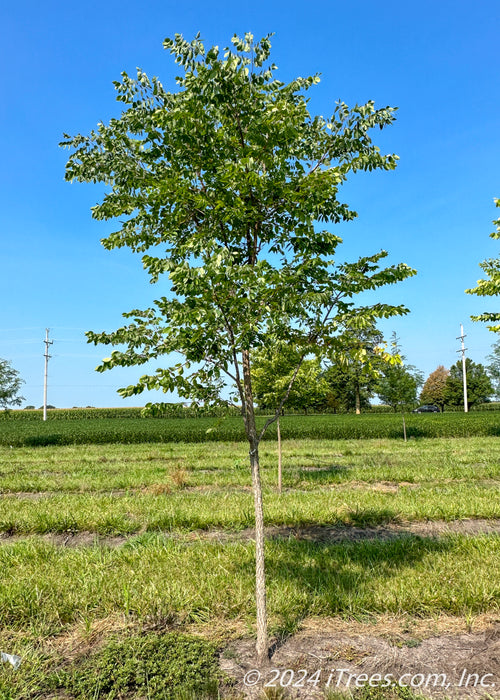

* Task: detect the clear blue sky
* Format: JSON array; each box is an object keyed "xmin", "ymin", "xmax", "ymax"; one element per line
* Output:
[{"xmin": 1, "ymin": 0, "xmax": 499, "ymax": 408}]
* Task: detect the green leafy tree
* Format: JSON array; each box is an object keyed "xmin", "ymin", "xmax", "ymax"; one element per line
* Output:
[
  {"xmin": 61, "ymin": 32, "xmax": 415, "ymax": 661},
  {"xmin": 252, "ymin": 345, "xmax": 328, "ymax": 413},
  {"xmin": 0, "ymin": 358, "xmax": 24, "ymax": 411},
  {"xmin": 444, "ymin": 358, "xmax": 493, "ymax": 408},
  {"xmin": 322, "ymin": 362, "xmax": 370, "ymax": 413},
  {"xmin": 376, "ymin": 334, "xmax": 423, "ymax": 411},
  {"xmin": 377, "ymin": 365, "xmax": 422, "ymax": 412},
  {"xmin": 419, "ymin": 365, "xmax": 449, "ymax": 411},
  {"xmin": 466, "ymin": 198, "xmax": 500, "ymax": 331},
  {"xmin": 323, "ymin": 324, "xmax": 388, "ymax": 414},
  {"xmin": 486, "ymin": 339, "xmax": 500, "ymax": 400}
]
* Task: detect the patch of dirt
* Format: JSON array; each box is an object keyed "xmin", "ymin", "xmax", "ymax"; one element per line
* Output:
[
  {"xmin": 204, "ymin": 518, "xmax": 500, "ymax": 544},
  {"xmin": 0, "ymin": 483, "xmax": 255, "ymax": 498},
  {"xmin": 182, "ymin": 484, "xmax": 253, "ymax": 493},
  {"xmin": 294, "ymin": 476, "xmax": 421, "ymax": 493},
  {"xmin": 397, "ymin": 518, "xmax": 500, "ymax": 538},
  {"xmin": 0, "ymin": 476, "xmax": 495, "ymax": 499},
  {"xmin": 301, "ymin": 614, "xmax": 500, "ymax": 638},
  {"xmin": 221, "ymin": 620, "xmax": 500, "ymax": 698},
  {"xmin": 143, "ymin": 483, "xmax": 173, "ymax": 495},
  {"xmin": 1, "ymin": 519, "xmax": 500, "ymax": 548}
]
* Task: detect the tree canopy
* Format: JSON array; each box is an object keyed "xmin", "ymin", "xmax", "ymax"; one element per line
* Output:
[
  {"xmin": 419, "ymin": 365, "xmax": 449, "ymax": 411},
  {"xmin": 323, "ymin": 324, "xmax": 388, "ymax": 414},
  {"xmin": 251, "ymin": 345, "xmax": 328, "ymax": 413},
  {"xmin": 444, "ymin": 358, "xmax": 493, "ymax": 407},
  {"xmin": 252, "ymin": 324, "xmax": 389, "ymax": 414},
  {"xmin": 0, "ymin": 358, "xmax": 24, "ymax": 411},
  {"xmin": 61, "ymin": 32, "xmax": 415, "ymax": 660},
  {"xmin": 466, "ymin": 198, "xmax": 500, "ymax": 331},
  {"xmin": 62, "ymin": 33, "xmax": 413, "ymax": 410},
  {"xmin": 376, "ymin": 333, "xmax": 423, "ymax": 411},
  {"xmin": 325, "ymin": 323, "xmax": 395, "ymax": 414}
]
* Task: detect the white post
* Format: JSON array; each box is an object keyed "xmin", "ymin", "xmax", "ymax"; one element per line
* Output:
[{"xmin": 43, "ymin": 329, "xmax": 53, "ymax": 421}]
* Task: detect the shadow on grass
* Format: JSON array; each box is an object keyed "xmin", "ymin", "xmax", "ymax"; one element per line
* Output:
[{"xmin": 246, "ymin": 531, "xmax": 460, "ymax": 644}]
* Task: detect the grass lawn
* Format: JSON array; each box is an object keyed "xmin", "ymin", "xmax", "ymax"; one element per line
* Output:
[{"xmin": 0, "ymin": 437, "xmax": 499, "ymax": 698}]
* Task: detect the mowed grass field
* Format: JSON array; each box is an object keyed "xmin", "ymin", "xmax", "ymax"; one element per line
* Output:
[{"xmin": 0, "ymin": 425, "xmax": 500, "ymax": 698}]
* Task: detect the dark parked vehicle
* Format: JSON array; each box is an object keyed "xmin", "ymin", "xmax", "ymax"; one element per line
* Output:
[{"xmin": 412, "ymin": 405, "xmax": 440, "ymax": 413}]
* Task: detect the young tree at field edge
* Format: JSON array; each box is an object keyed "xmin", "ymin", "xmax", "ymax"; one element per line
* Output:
[
  {"xmin": 61, "ymin": 33, "xmax": 415, "ymax": 663},
  {"xmin": 376, "ymin": 333, "xmax": 423, "ymax": 439}
]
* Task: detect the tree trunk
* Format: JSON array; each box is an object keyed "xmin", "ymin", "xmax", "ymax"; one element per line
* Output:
[
  {"xmin": 355, "ymin": 386, "xmax": 361, "ymax": 415},
  {"xmin": 242, "ymin": 350, "xmax": 268, "ymax": 664},
  {"xmin": 277, "ymin": 415, "xmax": 282, "ymax": 494}
]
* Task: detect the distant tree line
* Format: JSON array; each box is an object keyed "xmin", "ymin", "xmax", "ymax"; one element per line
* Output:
[
  {"xmin": 251, "ymin": 332, "xmax": 498, "ymax": 414},
  {"xmin": 2, "ymin": 336, "xmax": 498, "ymax": 415}
]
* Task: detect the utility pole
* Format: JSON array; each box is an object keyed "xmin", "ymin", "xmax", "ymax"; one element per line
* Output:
[
  {"xmin": 456, "ymin": 324, "xmax": 468, "ymax": 413},
  {"xmin": 43, "ymin": 329, "xmax": 53, "ymax": 421}
]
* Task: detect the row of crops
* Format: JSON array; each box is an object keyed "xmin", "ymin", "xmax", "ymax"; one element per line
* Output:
[
  {"xmin": 0, "ymin": 406, "xmax": 235, "ymax": 421},
  {"xmin": 0, "ymin": 405, "xmax": 400, "ymax": 421},
  {"xmin": 0, "ymin": 412, "xmax": 499, "ymax": 447},
  {"xmin": 2, "ymin": 402, "xmax": 499, "ymax": 422}
]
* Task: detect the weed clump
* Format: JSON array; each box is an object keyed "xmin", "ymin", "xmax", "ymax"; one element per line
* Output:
[
  {"xmin": 1, "ymin": 632, "xmax": 222, "ymax": 699},
  {"xmin": 66, "ymin": 632, "xmax": 220, "ymax": 698}
]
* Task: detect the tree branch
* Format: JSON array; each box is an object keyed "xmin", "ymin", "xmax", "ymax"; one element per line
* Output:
[{"xmin": 212, "ymin": 286, "xmax": 245, "ymax": 409}]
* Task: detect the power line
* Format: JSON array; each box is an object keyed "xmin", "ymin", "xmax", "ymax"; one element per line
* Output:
[
  {"xmin": 0, "ymin": 327, "xmax": 89, "ymax": 332},
  {"xmin": 24, "ymin": 384, "xmax": 124, "ymax": 388},
  {"xmin": 0, "ymin": 340, "xmax": 42, "ymax": 345},
  {"xmin": 0, "ymin": 327, "xmax": 44, "ymax": 333}
]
